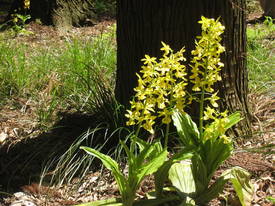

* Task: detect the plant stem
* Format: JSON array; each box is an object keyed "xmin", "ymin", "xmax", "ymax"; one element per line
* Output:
[
  {"xmin": 164, "ymin": 122, "xmax": 170, "ymax": 149},
  {"xmin": 199, "ymin": 89, "xmax": 205, "ymax": 137}
]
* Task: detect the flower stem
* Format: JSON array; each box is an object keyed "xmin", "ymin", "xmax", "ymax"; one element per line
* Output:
[
  {"xmin": 164, "ymin": 122, "xmax": 170, "ymax": 149},
  {"xmin": 199, "ymin": 89, "xmax": 205, "ymax": 137}
]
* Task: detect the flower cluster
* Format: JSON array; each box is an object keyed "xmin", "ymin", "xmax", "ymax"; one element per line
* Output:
[
  {"xmin": 190, "ymin": 16, "xmax": 225, "ymax": 96},
  {"xmin": 189, "ymin": 17, "xmax": 228, "ymax": 131},
  {"xmin": 126, "ymin": 16, "xmax": 228, "ymax": 136},
  {"xmin": 125, "ymin": 42, "xmax": 188, "ymax": 133}
]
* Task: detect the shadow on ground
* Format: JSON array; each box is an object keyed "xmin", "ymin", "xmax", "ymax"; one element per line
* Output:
[{"xmin": 0, "ymin": 112, "xmax": 114, "ymax": 194}]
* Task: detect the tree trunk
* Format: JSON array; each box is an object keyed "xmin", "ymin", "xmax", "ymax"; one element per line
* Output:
[
  {"xmin": 116, "ymin": 0, "xmax": 252, "ymax": 138},
  {"xmin": 259, "ymin": 0, "xmax": 275, "ymax": 18},
  {"xmin": 50, "ymin": 0, "xmax": 96, "ymax": 27},
  {"xmin": 6, "ymin": 0, "xmax": 96, "ymax": 27}
]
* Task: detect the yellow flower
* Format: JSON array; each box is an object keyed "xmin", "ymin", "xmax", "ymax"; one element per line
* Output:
[
  {"xmin": 203, "ymin": 106, "xmax": 216, "ymax": 120},
  {"xmin": 221, "ymin": 134, "xmax": 231, "ymax": 144},
  {"xmin": 209, "ymin": 92, "xmax": 220, "ymax": 108},
  {"xmin": 142, "ymin": 55, "xmax": 157, "ymax": 65},
  {"xmin": 161, "ymin": 41, "xmax": 172, "ymax": 56},
  {"xmin": 158, "ymin": 109, "xmax": 173, "ymax": 124}
]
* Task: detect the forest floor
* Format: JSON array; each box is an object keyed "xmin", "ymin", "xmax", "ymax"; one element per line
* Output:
[{"xmin": 0, "ymin": 9, "xmax": 274, "ymax": 206}]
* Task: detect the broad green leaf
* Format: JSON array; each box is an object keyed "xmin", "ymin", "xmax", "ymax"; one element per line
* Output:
[
  {"xmin": 136, "ymin": 149, "xmax": 168, "ymax": 185},
  {"xmin": 172, "ymin": 111, "xmax": 200, "ymax": 147},
  {"xmin": 80, "ymin": 146, "xmax": 127, "ymax": 195},
  {"xmin": 227, "ymin": 167, "xmax": 254, "ymax": 206},
  {"xmin": 190, "ymin": 154, "xmax": 209, "ymax": 194},
  {"xmin": 168, "ymin": 161, "xmax": 196, "ymax": 198},
  {"xmin": 154, "ymin": 147, "xmax": 194, "ymax": 197},
  {"xmin": 195, "ymin": 174, "xmax": 229, "ymax": 204},
  {"xmin": 224, "ymin": 112, "xmax": 243, "ymax": 130},
  {"xmin": 135, "ymin": 141, "xmax": 160, "ymax": 168},
  {"xmin": 120, "ymin": 140, "xmax": 134, "ymax": 165},
  {"xmin": 206, "ymin": 167, "xmax": 254, "ymax": 206},
  {"xmin": 200, "ymin": 139, "xmax": 233, "ymax": 179}
]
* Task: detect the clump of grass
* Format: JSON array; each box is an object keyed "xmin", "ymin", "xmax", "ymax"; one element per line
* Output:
[
  {"xmin": 247, "ymin": 18, "xmax": 275, "ymax": 93},
  {"xmin": 40, "ymin": 65, "xmax": 127, "ymax": 186},
  {"xmin": 0, "ymin": 25, "xmax": 116, "ymax": 129}
]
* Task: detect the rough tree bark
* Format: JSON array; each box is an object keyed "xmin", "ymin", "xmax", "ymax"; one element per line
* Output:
[
  {"xmin": 259, "ymin": 0, "xmax": 275, "ymax": 18},
  {"xmin": 116, "ymin": 0, "xmax": 252, "ymax": 137},
  {"xmin": 6, "ymin": 0, "xmax": 96, "ymax": 27}
]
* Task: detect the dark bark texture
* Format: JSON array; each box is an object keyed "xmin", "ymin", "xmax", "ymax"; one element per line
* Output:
[
  {"xmin": 6, "ymin": 0, "xmax": 96, "ymax": 27},
  {"xmin": 259, "ymin": 0, "xmax": 275, "ymax": 18},
  {"xmin": 116, "ymin": 0, "xmax": 251, "ymax": 137},
  {"xmin": 50, "ymin": 0, "xmax": 96, "ymax": 27}
]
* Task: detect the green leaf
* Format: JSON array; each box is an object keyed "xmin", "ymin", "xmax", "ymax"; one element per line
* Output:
[
  {"xmin": 200, "ymin": 138, "xmax": 233, "ymax": 179},
  {"xmin": 190, "ymin": 154, "xmax": 209, "ymax": 194},
  {"xmin": 226, "ymin": 167, "xmax": 254, "ymax": 206},
  {"xmin": 172, "ymin": 111, "xmax": 200, "ymax": 147},
  {"xmin": 120, "ymin": 140, "xmax": 134, "ymax": 166},
  {"xmin": 135, "ymin": 140, "xmax": 160, "ymax": 168},
  {"xmin": 136, "ymin": 149, "xmax": 168, "ymax": 185},
  {"xmin": 193, "ymin": 167, "xmax": 253, "ymax": 206},
  {"xmin": 80, "ymin": 146, "xmax": 127, "ymax": 195},
  {"xmin": 135, "ymin": 137, "xmax": 150, "ymax": 152},
  {"xmin": 168, "ymin": 162, "xmax": 196, "ymax": 198},
  {"xmin": 224, "ymin": 112, "xmax": 243, "ymax": 130},
  {"xmin": 154, "ymin": 148, "xmax": 194, "ymax": 197},
  {"xmin": 195, "ymin": 174, "xmax": 229, "ymax": 204}
]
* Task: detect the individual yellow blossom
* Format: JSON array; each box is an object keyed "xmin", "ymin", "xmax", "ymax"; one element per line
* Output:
[
  {"xmin": 220, "ymin": 134, "xmax": 231, "ymax": 144},
  {"xmin": 203, "ymin": 115, "xmax": 230, "ymax": 142},
  {"xmin": 208, "ymin": 92, "xmax": 220, "ymax": 108},
  {"xmin": 158, "ymin": 109, "xmax": 173, "ymax": 124},
  {"xmin": 203, "ymin": 106, "xmax": 216, "ymax": 120},
  {"xmin": 141, "ymin": 55, "xmax": 157, "ymax": 65},
  {"xmin": 161, "ymin": 42, "xmax": 172, "ymax": 56}
]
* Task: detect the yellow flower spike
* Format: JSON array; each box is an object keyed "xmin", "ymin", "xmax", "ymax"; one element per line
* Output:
[{"xmin": 127, "ymin": 41, "xmax": 188, "ymax": 133}]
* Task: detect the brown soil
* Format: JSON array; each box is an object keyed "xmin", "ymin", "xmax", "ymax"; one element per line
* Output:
[{"xmin": 0, "ymin": 15, "xmax": 274, "ymax": 206}]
